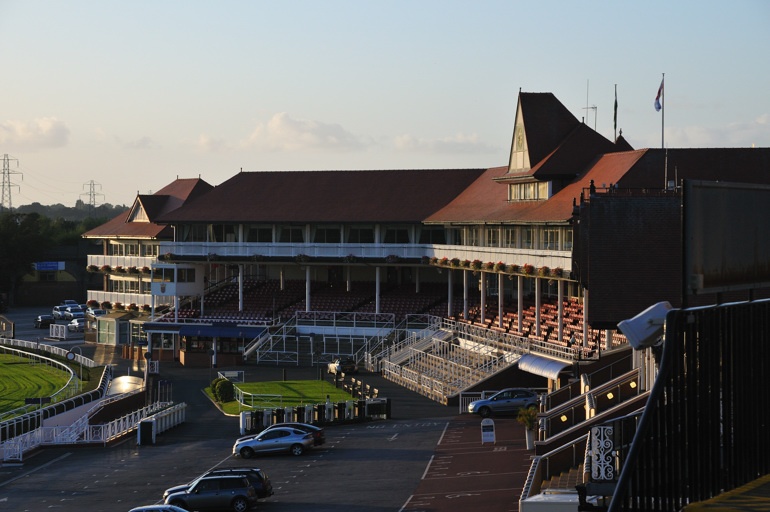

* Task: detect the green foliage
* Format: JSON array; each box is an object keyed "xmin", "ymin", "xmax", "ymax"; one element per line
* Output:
[
  {"xmin": 214, "ymin": 379, "xmax": 235, "ymax": 403},
  {"xmin": 0, "ymin": 212, "xmax": 55, "ymax": 293},
  {"xmin": 210, "ymin": 377, "xmax": 227, "ymax": 401},
  {"xmin": 517, "ymin": 406, "xmax": 538, "ymax": 430}
]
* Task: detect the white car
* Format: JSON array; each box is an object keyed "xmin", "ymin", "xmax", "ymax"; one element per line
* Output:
[
  {"xmin": 68, "ymin": 318, "xmax": 86, "ymax": 332},
  {"xmin": 327, "ymin": 357, "xmax": 358, "ymax": 375},
  {"xmin": 63, "ymin": 306, "xmax": 85, "ymax": 320},
  {"xmin": 87, "ymin": 308, "xmax": 106, "ymax": 317}
]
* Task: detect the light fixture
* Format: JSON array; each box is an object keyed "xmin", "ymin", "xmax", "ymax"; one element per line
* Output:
[
  {"xmin": 606, "ymin": 392, "xmax": 614, "ymax": 400},
  {"xmin": 618, "ymin": 301, "xmax": 673, "ymax": 350},
  {"xmin": 629, "ymin": 381, "xmax": 637, "ymax": 389}
]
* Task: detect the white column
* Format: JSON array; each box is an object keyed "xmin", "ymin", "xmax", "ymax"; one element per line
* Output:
[
  {"xmin": 463, "ymin": 271, "xmax": 469, "ymax": 319},
  {"xmin": 238, "ymin": 264, "xmax": 244, "ymax": 311},
  {"xmin": 582, "ymin": 288, "xmax": 589, "ymax": 348},
  {"xmin": 557, "ymin": 280, "xmax": 564, "ymax": 342},
  {"xmin": 535, "ymin": 277, "xmax": 541, "ymax": 337},
  {"xmin": 480, "ymin": 274, "xmax": 486, "ymax": 323},
  {"xmin": 498, "ymin": 273, "xmax": 504, "ymax": 328},
  {"xmin": 517, "ymin": 275, "xmax": 524, "ymax": 332}
]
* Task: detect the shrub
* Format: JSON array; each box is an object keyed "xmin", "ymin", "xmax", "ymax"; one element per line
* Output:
[
  {"xmin": 210, "ymin": 377, "xmax": 227, "ymax": 401},
  {"xmin": 517, "ymin": 407, "xmax": 538, "ymax": 430},
  {"xmin": 213, "ymin": 378, "xmax": 235, "ymax": 402}
]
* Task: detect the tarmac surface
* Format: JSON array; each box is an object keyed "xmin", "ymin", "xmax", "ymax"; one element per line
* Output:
[
  {"xmin": 1, "ymin": 307, "xmax": 532, "ymax": 511},
  {"xmin": 4, "ymin": 307, "xmax": 768, "ymax": 511}
]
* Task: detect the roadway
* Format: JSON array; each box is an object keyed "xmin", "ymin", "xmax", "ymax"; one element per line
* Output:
[{"xmin": 0, "ymin": 307, "xmax": 529, "ymax": 511}]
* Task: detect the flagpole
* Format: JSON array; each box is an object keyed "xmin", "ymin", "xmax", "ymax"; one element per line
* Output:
[
  {"xmin": 660, "ymin": 73, "xmax": 665, "ymax": 149},
  {"xmin": 614, "ymin": 84, "xmax": 617, "ymax": 141}
]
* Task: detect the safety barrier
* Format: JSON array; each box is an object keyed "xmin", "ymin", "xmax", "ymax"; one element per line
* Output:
[{"xmin": 239, "ymin": 397, "xmax": 390, "ymax": 435}]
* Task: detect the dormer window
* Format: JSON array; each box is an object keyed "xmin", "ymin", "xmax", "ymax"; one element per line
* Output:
[{"xmin": 509, "ymin": 181, "xmax": 551, "ymax": 202}]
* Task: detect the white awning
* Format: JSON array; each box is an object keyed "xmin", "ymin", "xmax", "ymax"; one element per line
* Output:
[{"xmin": 517, "ymin": 353, "xmax": 573, "ymax": 380}]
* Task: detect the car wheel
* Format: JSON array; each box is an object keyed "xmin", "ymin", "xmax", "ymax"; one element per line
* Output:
[
  {"xmin": 231, "ymin": 496, "xmax": 249, "ymax": 512},
  {"xmin": 290, "ymin": 443, "xmax": 304, "ymax": 456},
  {"xmin": 479, "ymin": 406, "xmax": 492, "ymax": 418},
  {"xmin": 239, "ymin": 447, "xmax": 255, "ymax": 459},
  {"xmin": 169, "ymin": 499, "xmax": 188, "ymax": 510}
]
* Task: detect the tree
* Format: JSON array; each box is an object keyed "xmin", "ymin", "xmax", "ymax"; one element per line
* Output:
[{"xmin": 0, "ymin": 212, "xmax": 55, "ymax": 304}]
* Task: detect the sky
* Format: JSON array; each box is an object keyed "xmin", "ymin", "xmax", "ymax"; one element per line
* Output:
[{"xmin": 1, "ymin": 1, "xmax": 769, "ymax": 209}]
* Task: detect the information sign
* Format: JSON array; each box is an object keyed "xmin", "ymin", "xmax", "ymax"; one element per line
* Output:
[{"xmin": 481, "ymin": 418, "xmax": 495, "ymax": 444}]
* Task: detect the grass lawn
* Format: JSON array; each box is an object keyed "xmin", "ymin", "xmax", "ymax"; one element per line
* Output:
[
  {"xmin": 0, "ymin": 353, "xmax": 74, "ymax": 414},
  {"xmin": 207, "ymin": 379, "xmax": 353, "ymax": 416}
]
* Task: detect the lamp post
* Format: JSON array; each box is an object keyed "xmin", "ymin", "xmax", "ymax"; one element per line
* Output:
[{"xmin": 67, "ymin": 346, "xmax": 83, "ymax": 393}]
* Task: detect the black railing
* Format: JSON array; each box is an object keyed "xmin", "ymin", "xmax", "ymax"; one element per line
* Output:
[{"xmin": 607, "ymin": 298, "xmax": 770, "ymax": 511}]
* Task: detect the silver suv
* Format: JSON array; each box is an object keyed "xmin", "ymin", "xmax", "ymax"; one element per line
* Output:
[
  {"xmin": 467, "ymin": 388, "xmax": 539, "ymax": 418},
  {"xmin": 164, "ymin": 474, "xmax": 257, "ymax": 512}
]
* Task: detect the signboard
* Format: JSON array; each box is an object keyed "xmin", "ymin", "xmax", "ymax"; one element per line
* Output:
[
  {"xmin": 684, "ymin": 180, "xmax": 770, "ymax": 295},
  {"xmin": 481, "ymin": 418, "xmax": 495, "ymax": 444},
  {"xmin": 34, "ymin": 261, "xmax": 64, "ymax": 271}
]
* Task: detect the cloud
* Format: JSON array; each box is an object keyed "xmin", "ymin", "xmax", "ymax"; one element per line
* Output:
[
  {"xmin": 0, "ymin": 117, "xmax": 70, "ymax": 149},
  {"xmin": 195, "ymin": 134, "xmax": 230, "ymax": 153},
  {"xmin": 243, "ymin": 112, "xmax": 365, "ymax": 152},
  {"xmin": 393, "ymin": 132, "xmax": 498, "ymax": 154},
  {"xmin": 122, "ymin": 136, "xmax": 159, "ymax": 150}
]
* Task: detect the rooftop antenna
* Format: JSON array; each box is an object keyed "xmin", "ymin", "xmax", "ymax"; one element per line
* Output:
[{"xmin": 583, "ymin": 80, "xmax": 597, "ymax": 131}]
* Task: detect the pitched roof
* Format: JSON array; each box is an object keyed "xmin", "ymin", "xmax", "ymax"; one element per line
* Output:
[
  {"xmin": 426, "ymin": 151, "xmax": 649, "ymax": 224},
  {"xmin": 83, "ymin": 178, "xmax": 213, "ymax": 239},
  {"xmin": 619, "ymin": 148, "xmax": 770, "ymax": 188},
  {"xmin": 518, "ymin": 92, "xmax": 581, "ymax": 166},
  {"xmin": 157, "ymin": 169, "xmax": 487, "ymax": 224},
  {"xmin": 529, "ymin": 123, "xmax": 620, "ymax": 179}
]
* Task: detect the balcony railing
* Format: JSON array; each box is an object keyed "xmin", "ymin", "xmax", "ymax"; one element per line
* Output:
[
  {"xmin": 157, "ymin": 242, "xmax": 572, "ymax": 273},
  {"xmin": 87, "ymin": 255, "xmax": 156, "ymax": 269}
]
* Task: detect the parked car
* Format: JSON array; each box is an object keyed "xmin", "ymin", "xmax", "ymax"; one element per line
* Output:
[
  {"xmin": 164, "ymin": 474, "xmax": 257, "ymax": 512},
  {"xmin": 163, "ymin": 467, "xmax": 273, "ymax": 501},
  {"xmin": 86, "ymin": 307, "xmax": 106, "ymax": 317},
  {"xmin": 467, "ymin": 388, "xmax": 540, "ymax": 418},
  {"xmin": 52, "ymin": 305, "xmax": 68, "ymax": 319},
  {"xmin": 63, "ymin": 306, "xmax": 85, "ymax": 320},
  {"xmin": 261, "ymin": 422, "xmax": 326, "ymax": 446},
  {"xmin": 233, "ymin": 426, "xmax": 315, "ymax": 458},
  {"xmin": 68, "ymin": 318, "xmax": 86, "ymax": 332},
  {"xmin": 129, "ymin": 506, "xmax": 187, "ymax": 512},
  {"xmin": 327, "ymin": 357, "xmax": 358, "ymax": 375},
  {"xmin": 34, "ymin": 314, "xmax": 54, "ymax": 328},
  {"xmin": 61, "ymin": 299, "xmax": 79, "ymax": 306}
]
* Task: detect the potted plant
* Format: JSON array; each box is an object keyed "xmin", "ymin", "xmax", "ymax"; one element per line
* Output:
[{"xmin": 517, "ymin": 406, "xmax": 538, "ymax": 450}]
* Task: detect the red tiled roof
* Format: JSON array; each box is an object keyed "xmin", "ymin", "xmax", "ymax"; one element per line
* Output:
[
  {"xmin": 157, "ymin": 169, "xmax": 487, "ymax": 224},
  {"xmin": 426, "ymin": 151, "xmax": 649, "ymax": 224},
  {"xmin": 83, "ymin": 178, "xmax": 213, "ymax": 239}
]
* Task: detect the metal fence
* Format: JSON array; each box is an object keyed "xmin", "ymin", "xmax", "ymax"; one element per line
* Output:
[{"xmin": 605, "ymin": 298, "xmax": 770, "ymax": 511}]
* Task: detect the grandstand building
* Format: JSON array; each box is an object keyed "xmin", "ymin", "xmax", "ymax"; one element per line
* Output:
[
  {"xmin": 82, "ymin": 89, "xmax": 770, "ymax": 509},
  {"xmin": 83, "ymin": 90, "xmax": 770, "ymax": 373}
]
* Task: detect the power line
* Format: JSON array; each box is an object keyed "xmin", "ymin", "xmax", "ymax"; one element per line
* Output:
[{"xmin": 1, "ymin": 154, "xmax": 22, "ymax": 212}]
